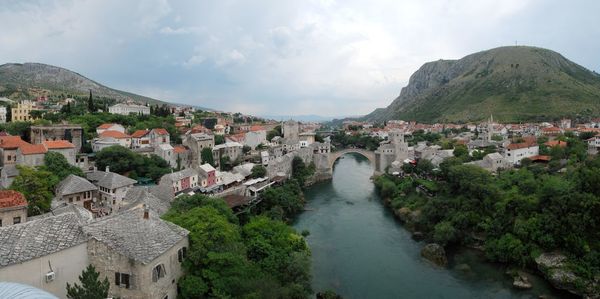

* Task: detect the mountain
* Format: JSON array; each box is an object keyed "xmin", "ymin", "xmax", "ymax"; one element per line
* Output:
[
  {"xmin": 364, "ymin": 46, "xmax": 600, "ymax": 123},
  {"xmin": 261, "ymin": 114, "xmax": 357, "ymax": 122},
  {"xmin": 0, "ymin": 62, "xmax": 166, "ymax": 105}
]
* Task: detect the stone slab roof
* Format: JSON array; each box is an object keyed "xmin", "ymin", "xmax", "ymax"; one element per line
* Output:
[
  {"xmin": 56, "ymin": 174, "xmax": 98, "ymax": 197},
  {"xmin": 82, "ymin": 207, "xmax": 188, "ymax": 264},
  {"xmin": 87, "ymin": 170, "xmax": 137, "ymax": 189},
  {"xmin": 122, "ymin": 186, "xmax": 171, "ymax": 216},
  {"xmin": 0, "ymin": 213, "xmax": 88, "ymax": 267}
]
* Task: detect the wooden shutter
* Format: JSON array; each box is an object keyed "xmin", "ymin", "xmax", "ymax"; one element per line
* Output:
[
  {"xmin": 115, "ymin": 272, "xmax": 120, "ymax": 286},
  {"xmin": 152, "ymin": 267, "xmax": 158, "ymax": 282},
  {"xmin": 123, "ymin": 273, "xmax": 130, "ymax": 289}
]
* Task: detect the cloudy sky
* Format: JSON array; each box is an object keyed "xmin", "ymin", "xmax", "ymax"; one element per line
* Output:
[{"xmin": 1, "ymin": 0, "xmax": 599, "ymax": 116}]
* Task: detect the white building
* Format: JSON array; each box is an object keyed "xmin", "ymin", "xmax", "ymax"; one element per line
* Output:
[
  {"xmin": 0, "ymin": 106, "xmax": 6, "ymax": 123},
  {"xmin": 108, "ymin": 103, "xmax": 150, "ymax": 115},
  {"xmin": 96, "ymin": 123, "xmax": 126, "ymax": 135},
  {"xmin": 504, "ymin": 143, "xmax": 539, "ymax": 165}
]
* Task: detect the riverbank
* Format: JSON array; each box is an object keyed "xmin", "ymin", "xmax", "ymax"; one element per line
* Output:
[
  {"xmin": 373, "ymin": 170, "xmax": 599, "ymax": 298},
  {"xmin": 295, "ymin": 153, "xmax": 572, "ymax": 298}
]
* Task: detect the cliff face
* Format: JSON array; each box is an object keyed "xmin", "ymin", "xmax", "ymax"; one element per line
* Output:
[{"xmin": 364, "ymin": 46, "xmax": 600, "ymax": 123}]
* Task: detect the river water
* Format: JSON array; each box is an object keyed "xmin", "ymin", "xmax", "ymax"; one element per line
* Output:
[{"xmin": 293, "ymin": 153, "xmax": 570, "ymax": 299}]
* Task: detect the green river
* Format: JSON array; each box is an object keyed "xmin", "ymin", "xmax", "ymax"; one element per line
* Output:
[{"xmin": 294, "ymin": 153, "xmax": 572, "ymax": 299}]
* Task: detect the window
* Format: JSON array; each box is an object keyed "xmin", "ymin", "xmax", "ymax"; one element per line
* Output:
[
  {"xmin": 152, "ymin": 264, "xmax": 166, "ymax": 282},
  {"xmin": 76, "ymin": 196, "xmax": 80, "ymax": 201},
  {"xmin": 0, "ymin": 219, "xmax": 2, "ymax": 227},
  {"xmin": 13, "ymin": 217, "xmax": 21, "ymax": 224},
  {"xmin": 177, "ymin": 247, "xmax": 187, "ymax": 262},
  {"xmin": 114, "ymin": 272, "xmax": 131, "ymax": 289}
]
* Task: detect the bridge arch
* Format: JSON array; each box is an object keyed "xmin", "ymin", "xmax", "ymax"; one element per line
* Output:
[{"xmin": 328, "ymin": 149, "xmax": 376, "ymax": 173}]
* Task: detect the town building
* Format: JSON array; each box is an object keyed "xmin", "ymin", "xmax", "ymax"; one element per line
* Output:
[
  {"xmin": 96, "ymin": 123, "xmax": 126, "ymax": 135},
  {"xmin": 108, "ymin": 103, "xmax": 150, "ymax": 115},
  {"xmin": 282, "ymin": 120, "xmax": 300, "ymax": 143},
  {"xmin": 299, "ymin": 132, "xmax": 316, "ymax": 147},
  {"xmin": 54, "ymin": 174, "xmax": 98, "ymax": 212},
  {"xmin": 93, "ymin": 130, "xmax": 132, "ymax": 152},
  {"xmin": 198, "ymin": 163, "xmax": 217, "ymax": 189},
  {"xmin": 43, "ymin": 140, "xmax": 76, "ymax": 165},
  {"xmin": 16, "ymin": 143, "xmax": 47, "ymax": 167},
  {"xmin": 159, "ymin": 168, "xmax": 198, "ymax": 194},
  {"xmin": 173, "ymin": 145, "xmax": 191, "ymax": 169},
  {"xmin": 587, "ymin": 134, "xmax": 600, "ymax": 155},
  {"xmin": 0, "ymin": 212, "xmax": 90, "ymax": 298},
  {"xmin": 0, "ymin": 106, "xmax": 6, "ymax": 123},
  {"xmin": 182, "ymin": 132, "xmax": 214, "ymax": 167},
  {"xmin": 131, "ymin": 129, "xmax": 152, "ymax": 148},
  {"xmin": 504, "ymin": 141, "xmax": 540, "ymax": 165},
  {"xmin": 0, "ymin": 190, "xmax": 27, "ymax": 227},
  {"xmin": 11, "ymin": 100, "xmax": 36, "ymax": 122},
  {"xmin": 83, "ymin": 206, "xmax": 189, "ymax": 299},
  {"xmin": 245, "ymin": 126, "xmax": 267, "ymax": 149},
  {"xmin": 467, "ymin": 152, "xmax": 511, "ymax": 172},
  {"xmin": 30, "ymin": 124, "xmax": 84, "ymax": 153},
  {"xmin": 212, "ymin": 142, "xmax": 243, "ymax": 168},
  {"xmin": 149, "ymin": 128, "xmax": 170, "ymax": 147},
  {"xmin": 155, "ymin": 143, "xmax": 175, "ymax": 167},
  {"xmin": 86, "ymin": 167, "xmax": 137, "ymax": 214}
]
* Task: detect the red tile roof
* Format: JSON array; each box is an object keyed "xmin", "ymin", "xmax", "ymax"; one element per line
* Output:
[
  {"xmin": 20, "ymin": 143, "xmax": 48, "ymax": 155},
  {"xmin": 152, "ymin": 128, "xmax": 169, "ymax": 135},
  {"xmin": 98, "ymin": 123, "xmax": 116, "ymax": 129},
  {"xmin": 131, "ymin": 129, "xmax": 150, "ymax": 138},
  {"xmin": 529, "ymin": 155, "xmax": 551, "ymax": 162},
  {"xmin": 544, "ymin": 140, "xmax": 567, "ymax": 148},
  {"xmin": 43, "ymin": 140, "xmax": 75, "ymax": 149},
  {"xmin": 100, "ymin": 130, "xmax": 131, "ymax": 139},
  {"xmin": 250, "ymin": 125, "xmax": 265, "ymax": 132},
  {"xmin": 0, "ymin": 190, "xmax": 27, "ymax": 209},
  {"xmin": 173, "ymin": 145, "xmax": 188, "ymax": 154},
  {"xmin": 507, "ymin": 142, "xmax": 537, "ymax": 150},
  {"xmin": 0, "ymin": 136, "xmax": 29, "ymax": 149}
]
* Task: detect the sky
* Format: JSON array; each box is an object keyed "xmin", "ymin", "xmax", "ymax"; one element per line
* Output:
[{"xmin": 1, "ymin": 0, "xmax": 599, "ymax": 117}]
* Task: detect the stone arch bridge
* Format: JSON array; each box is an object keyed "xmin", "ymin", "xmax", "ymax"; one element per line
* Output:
[{"xmin": 328, "ymin": 148, "xmax": 379, "ymax": 175}]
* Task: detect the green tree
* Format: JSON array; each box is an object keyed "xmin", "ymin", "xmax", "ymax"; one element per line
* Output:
[
  {"xmin": 42, "ymin": 152, "xmax": 84, "ymax": 180},
  {"xmin": 453, "ymin": 144, "xmax": 469, "ymax": 160},
  {"xmin": 66, "ymin": 264, "xmax": 110, "ymax": 299},
  {"xmin": 201, "ymin": 147, "xmax": 215, "ymax": 166},
  {"xmin": 10, "ymin": 165, "xmax": 58, "ymax": 216},
  {"xmin": 251, "ymin": 165, "xmax": 267, "ymax": 178},
  {"xmin": 87, "ymin": 90, "xmax": 94, "ymax": 112},
  {"xmin": 215, "ymin": 134, "xmax": 225, "ymax": 145}
]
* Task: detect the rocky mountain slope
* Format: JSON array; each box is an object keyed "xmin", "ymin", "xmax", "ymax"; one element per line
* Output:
[
  {"xmin": 0, "ymin": 63, "xmax": 165, "ymax": 105},
  {"xmin": 365, "ymin": 46, "xmax": 600, "ymax": 123}
]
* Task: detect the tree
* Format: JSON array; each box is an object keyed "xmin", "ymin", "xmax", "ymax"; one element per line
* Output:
[
  {"xmin": 242, "ymin": 145, "xmax": 251, "ymax": 154},
  {"xmin": 201, "ymin": 147, "xmax": 215, "ymax": 166},
  {"xmin": 251, "ymin": 165, "xmax": 267, "ymax": 178},
  {"xmin": 87, "ymin": 90, "xmax": 94, "ymax": 112},
  {"xmin": 453, "ymin": 144, "xmax": 469, "ymax": 160},
  {"xmin": 215, "ymin": 135, "xmax": 225, "ymax": 145},
  {"xmin": 29, "ymin": 110, "xmax": 45, "ymax": 119},
  {"xmin": 10, "ymin": 165, "xmax": 58, "ymax": 216},
  {"xmin": 42, "ymin": 152, "xmax": 84, "ymax": 180},
  {"xmin": 66, "ymin": 264, "xmax": 110, "ymax": 299}
]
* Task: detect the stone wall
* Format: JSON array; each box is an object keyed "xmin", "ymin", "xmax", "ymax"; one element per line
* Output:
[
  {"xmin": 265, "ymin": 147, "xmax": 313, "ymax": 178},
  {"xmin": 88, "ymin": 237, "xmax": 188, "ymax": 299},
  {"xmin": 0, "ymin": 243, "xmax": 88, "ymax": 298}
]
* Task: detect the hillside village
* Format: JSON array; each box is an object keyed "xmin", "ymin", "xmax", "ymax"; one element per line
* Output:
[{"xmin": 0, "ymin": 94, "xmax": 599, "ymax": 298}]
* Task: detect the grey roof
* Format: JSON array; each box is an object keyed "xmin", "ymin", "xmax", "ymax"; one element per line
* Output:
[
  {"xmin": 86, "ymin": 170, "xmax": 137, "ymax": 189},
  {"xmin": 32, "ymin": 203, "xmax": 94, "ymax": 223},
  {"xmin": 0, "ymin": 213, "xmax": 88, "ymax": 267},
  {"xmin": 161, "ymin": 168, "xmax": 197, "ymax": 184},
  {"xmin": 55, "ymin": 174, "xmax": 98, "ymax": 197},
  {"xmin": 82, "ymin": 207, "xmax": 188, "ymax": 264},
  {"xmin": 122, "ymin": 186, "xmax": 171, "ymax": 216},
  {"xmin": 0, "ymin": 282, "xmax": 58, "ymax": 299},
  {"xmin": 148, "ymin": 184, "xmax": 175, "ymax": 202}
]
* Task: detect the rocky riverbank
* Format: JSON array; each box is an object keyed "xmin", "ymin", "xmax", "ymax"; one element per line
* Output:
[{"xmin": 380, "ymin": 194, "xmax": 599, "ymax": 298}]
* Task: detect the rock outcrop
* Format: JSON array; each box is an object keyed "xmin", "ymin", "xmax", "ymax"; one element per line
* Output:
[
  {"xmin": 420, "ymin": 243, "xmax": 448, "ymax": 267},
  {"xmin": 535, "ymin": 252, "xmax": 599, "ymax": 298}
]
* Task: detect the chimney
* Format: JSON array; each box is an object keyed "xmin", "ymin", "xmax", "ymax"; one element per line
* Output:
[
  {"xmin": 105, "ymin": 166, "xmax": 110, "ymax": 173},
  {"xmin": 143, "ymin": 204, "xmax": 149, "ymax": 219}
]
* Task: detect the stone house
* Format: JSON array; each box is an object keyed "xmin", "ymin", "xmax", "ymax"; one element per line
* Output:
[
  {"xmin": 173, "ymin": 145, "xmax": 191, "ymax": 169},
  {"xmin": 198, "ymin": 163, "xmax": 217, "ymax": 188},
  {"xmin": 159, "ymin": 168, "xmax": 198, "ymax": 194},
  {"xmin": 0, "ymin": 213, "xmax": 89, "ymax": 298},
  {"xmin": 299, "ymin": 132, "xmax": 316, "ymax": 148},
  {"xmin": 86, "ymin": 167, "xmax": 137, "ymax": 213},
  {"xmin": 30, "ymin": 124, "xmax": 84, "ymax": 153},
  {"xmin": 16, "ymin": 143, "xmax": 47, "ymax": 167},
  {"xmin": 182, "ymin": 132, "xmax": 215, "ymax": 167},
  {"xmin": 212, "ymin": 142, "xmax": 243, "ymax": 168},
  {"xmin": 149, "ymin": 128, "xmax": 170, "ymax": 148},
  {"xmin": 155, "ymin": 143, "xmax": 175, "ymax": 167},
  {"xmin": 94, "ymin": 130, "xmax": 132, "ymax": 151},
  {"xmin": 467, "ymin": 152, "xmax": 511, "ymax": 173},
  {"xmin": 131, "ymin": 129, "xmax": 152, "ymax": 149},
  {"xmin": 43, "ymin": 140, "xmax": 76, "ymax": 165},
  {"xmin": 11, "ymin": 100, "xmax": 36, "ymax": 122},
  {"xmin": 96, "ymin": 123, "xmax": 126, "ymax": 135},
  {"xmin": 0, "ymin": 190, "xmax": 27, "ymax": 227},
  {"xmin": 54, "ymin": 174, "xmax": 98, "ymax": 212},
  {"xmin": 83, "ymin": 206, "xmax": 189, "ymax": 299},
  {"xmin": 245, "ymin": 126, "xmax": 267, "ymax": 149},
  {"xmin": 0, "ymin": 135, "xmax": 28, "ymax": 166}
]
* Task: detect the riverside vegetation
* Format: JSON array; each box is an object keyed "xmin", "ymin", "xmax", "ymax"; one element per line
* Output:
[
  {"xmin": 374, "ymin": 134, "xmax": 599, "ymax": 297},
  {"xmin": 161, "ymin": 157, "xmax": 316, "ymax": 298}
]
